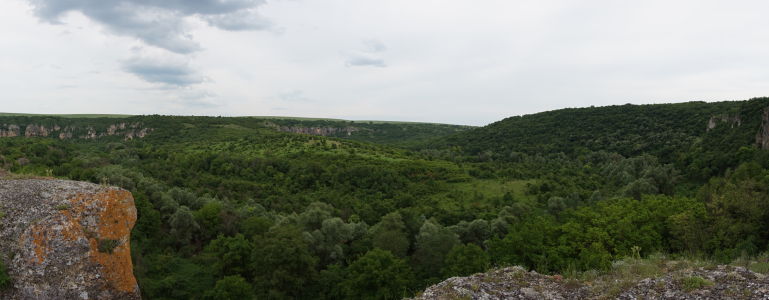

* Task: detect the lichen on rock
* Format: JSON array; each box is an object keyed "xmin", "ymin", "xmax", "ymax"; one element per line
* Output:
[{"xmin": 0, "ymin": 179, "xmax": 140, "ymax": 299}]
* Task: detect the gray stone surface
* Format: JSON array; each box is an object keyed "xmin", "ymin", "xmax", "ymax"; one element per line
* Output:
[{"xmin": 0, "ymin": 178, "xmax": 140, "ymax": 299}]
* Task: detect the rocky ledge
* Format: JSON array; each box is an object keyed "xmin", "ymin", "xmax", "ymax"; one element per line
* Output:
[
  {"xmin": 414, "ymin": 264, "xmax": 769, "ymax": 300},
  {"xmin": 0, "ymin": 178, "xmax": 140, "ymax": 299}
]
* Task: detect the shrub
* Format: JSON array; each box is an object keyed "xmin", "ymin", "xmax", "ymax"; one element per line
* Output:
[
  {"xmin": 98, "ymin": 239, "xmax": 121, "ymax": 254},
  {"xmin": 680, "ymin": 276, "xmax": 713, "ymax": 292}
]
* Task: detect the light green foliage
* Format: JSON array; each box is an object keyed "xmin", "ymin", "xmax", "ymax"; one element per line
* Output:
[
  {"xmin": 680, "ymin": 276, "xmax": 713, "ymax": 292},
  {"xmin": 341, "ymin": 248, "xmax": 415, "ymax": 300}
]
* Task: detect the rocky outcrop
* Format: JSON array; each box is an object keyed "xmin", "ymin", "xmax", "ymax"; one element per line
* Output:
[
  {"xmin": 0, "ymin": 123, "xmax": 152, "ymax": 141},
  {"xmin": 707, "ymin": 113, "xmax": 742, "ymax": 131},
  {"xmin": 0, "ymin": 179, "xmax": 140, "ymax": 299},
  {"xmin": 0, "ymin": 125, "xmax": 20, "ymax": 137},
  {"xmin": 272, "ymin": 125, "xmax": 361, "ymax": 136},
  {"xmin": 413, "ymin": 265, "xmax": 769, "ymax": 300},
  {"xmin": 757, "ymin": 107, "xmax": 769, "ymax": 150}
]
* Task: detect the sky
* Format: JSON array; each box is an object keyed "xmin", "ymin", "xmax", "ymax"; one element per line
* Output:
[{"xmin": 1, "ymin": 0, "xmax": 768, "ymax": 125}]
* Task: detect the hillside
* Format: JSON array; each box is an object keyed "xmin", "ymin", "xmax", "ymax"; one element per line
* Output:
[
  {"xmin": 1, "ymin": 99, "xmax": 769, "ymax": 299},
  {"xmin": 0, "ymin": 114, "xmax": 471, "ymax": 147},
  {"xmin": 425, "ymin": 97, "xmax": 769, "ymax": 178}
]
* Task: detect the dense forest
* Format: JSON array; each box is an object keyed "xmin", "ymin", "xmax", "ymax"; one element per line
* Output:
[{"xmin": 1, "ymin": 97, "xmax": 769, "ymax": 299}]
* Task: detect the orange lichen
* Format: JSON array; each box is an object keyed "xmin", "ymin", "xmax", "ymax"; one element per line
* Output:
[
  {"xmin": 66, "ymin": 189, "xmax": 138, "ymax": 294},
  {"xmin": 29, "ymin": 226, "xmax": 48, "ymax": 264}
]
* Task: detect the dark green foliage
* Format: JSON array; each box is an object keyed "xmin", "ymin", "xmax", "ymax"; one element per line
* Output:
[
  {"xmin": 370, "ymin": 212, "xmax": 410, "ymax": 258},
  {"xmin": 443, "ymin": 244, "xmax": 490, "ymax": 277},
  {"xmin": 98, "ymin": 239, "xmax": 121, "ymax": 254},
  {"xmin": 412, "ymin": 220, "xmax": 460, "ymax": 281},
  {"xmin": 0, "ymin": 257, "xmax": 10, "ymax": 290},
  {"xmin": 204, "ymin": 234, "xmax": 252, "ymax": 277},
  {"xmin": 251, "ymin": 226, "xmax": 318, "ymax": 299},
  {"xmin": 3, "ymin": 98, "xmax": 769, "ymax": 298},
  {"xmin": 203, "ymin": 275, "xmax": 255, "ymax": 300},
  {"xmin": 341, "ymin": 249, "xmax": 415, "ymax": 300}
]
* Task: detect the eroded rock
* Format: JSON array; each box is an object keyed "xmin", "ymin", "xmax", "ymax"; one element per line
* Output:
[{"xmin": 0, "ymin": 179, "xmax": 140, "ymax": 299}]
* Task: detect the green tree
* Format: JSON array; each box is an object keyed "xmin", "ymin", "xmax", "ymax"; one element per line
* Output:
[
  {"xmin": 204, "ymin": 275, "xmax": 255, "ymax": 300},
  {"xmin": 411, "ymin": 220, "xmax": 459, "ymax": 279},
  {"xmin": 205, "ymin": 234, "xmax": 253, "ymax": 277},
  {"xmin": 251, "ymin": 225, "xmax": 318, "ymax": 299},
  {"xmin": 342, "ymin": 249, "xmax": 414, "ymax": 300},
  {"xmin": 443, "ymin": 244, "xmax": 490, "ymax": 277},
  {"xmin": 370, "ymin": 212, "xmax": 410, "ymax": 258},
  {"xmin": 169, "ymin": 206, "xmax": 200, "ymax": 247},
  {"xmin": 195, "ymin": 201, "xmax": 223, "ymax": 242},
  {"xmin": 305, "ymin": 217, "xmax": 368, "ymax": 265}
]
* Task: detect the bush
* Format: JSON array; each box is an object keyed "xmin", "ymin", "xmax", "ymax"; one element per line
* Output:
[
  {"xmin": 680, "ymin": 276, "xmax": 713, "ymax": 292},
  {"xmin": 98, "ymin": 239, "xmax": 121, "ymax": 254}
]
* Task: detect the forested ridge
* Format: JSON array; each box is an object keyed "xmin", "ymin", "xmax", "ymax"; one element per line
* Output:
[{"xmin": 1, "ymin": 98, "xmax": 769, "ymax": 299}]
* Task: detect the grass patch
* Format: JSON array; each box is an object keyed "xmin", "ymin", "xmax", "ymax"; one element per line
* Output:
[
  {"xmin": 749, "ymin": 262, "xmax": 769, "ymax": 274},
  {"xmin": 98, "ymin": 239, "xmax": 121, "ymax": 254},
  {"xmin": 0, "ymin": 257, "xmax": 10, "ymax": 290},
  {"xmin": 680, "ymin": 276, "xmax": 713, "ymax": 292}
]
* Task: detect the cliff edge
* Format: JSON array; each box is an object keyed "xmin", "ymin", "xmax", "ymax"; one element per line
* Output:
[{"xmin": 0, "ymin": 178, "xmax": 140, "ymax": 299}]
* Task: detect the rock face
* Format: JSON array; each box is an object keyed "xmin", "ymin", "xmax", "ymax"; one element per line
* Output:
[
  {"xmin": 757, "ymin": 107, "xmax": 769, "ymax": 150},
  {"xmin": 263, "ymin": 122, "xmax": 362, "ymax": 137},
  {"xmin": 0, "ymin": 179, "xmax": 140, "ymax": 299},
  {"xmin": 0, "ymin": 123, "xmax": 152, "ymax": 141},
  {"xmin": 706, "ymin": 113, "xmax": 742, "ymax": 131},
  {"xmin": 413, "ymin": 265, "xmax": 769, "ymax": 300}
]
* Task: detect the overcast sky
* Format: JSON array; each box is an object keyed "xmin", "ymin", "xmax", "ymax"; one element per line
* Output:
[{"xmin": 1, "ymin": 0, "xmax": 768, "ymax": 125}]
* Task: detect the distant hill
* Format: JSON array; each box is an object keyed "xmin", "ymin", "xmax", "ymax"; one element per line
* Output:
[
  {"xmin": 424, "ymin": 97, "xmax": 769, "ymax": 177},
  {"xmin": 0, "ymin": 114, "xmax": 472, "ymax": 146}
]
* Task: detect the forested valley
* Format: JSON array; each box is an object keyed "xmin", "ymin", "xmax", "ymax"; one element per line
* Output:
[{"xmin": 2, "ymin": 97, "xmax": 769, "ymax": 299}]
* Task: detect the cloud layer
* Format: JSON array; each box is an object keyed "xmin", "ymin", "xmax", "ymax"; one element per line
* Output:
[
  {"xmin": 122, "ymin": 55, "xmax": 204, "ymax": 86},
  {"xmin": 27, "ymin": 0, "xmax": 270, "ymax": 53},
  {"xmin": 344, "ymin": 39, "xmax": 387, "ymax": 67}
]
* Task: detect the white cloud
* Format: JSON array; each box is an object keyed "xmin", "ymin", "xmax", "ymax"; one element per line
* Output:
[{"xmin": 2, "ymin": 0, "xmax": 769, "ymax": 125}]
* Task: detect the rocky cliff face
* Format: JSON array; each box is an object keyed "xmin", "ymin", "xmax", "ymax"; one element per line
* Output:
[
  {"xmin": 757, "ymin": 107, "xmax": 769, "ymax": 150},
  {"xmin": 263, "ymin": 122, "xmax": 362, "ymax": 137},
  {"xmin": 706, "ymin": 113, "xmax": 742, "ymax": 131},
  {"xmin": 0, "ymin": 123, "xmax": 152, "ymax": 141},
  {"xmin": 0, "ymin": 179, "xmax": 140, "ymax": 299}
]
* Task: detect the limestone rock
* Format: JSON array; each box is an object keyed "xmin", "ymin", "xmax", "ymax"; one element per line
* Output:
[
  {"xmin": 0, "ymin": 179, "xmax": 140, "ymax": 300},
  {"xmin": 757, "ymin": 107, "xmax": 769, "ymax": 150},
  {"xmin": 412, "ymin": 265, "xmax": 769, "ymax": 300}
]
